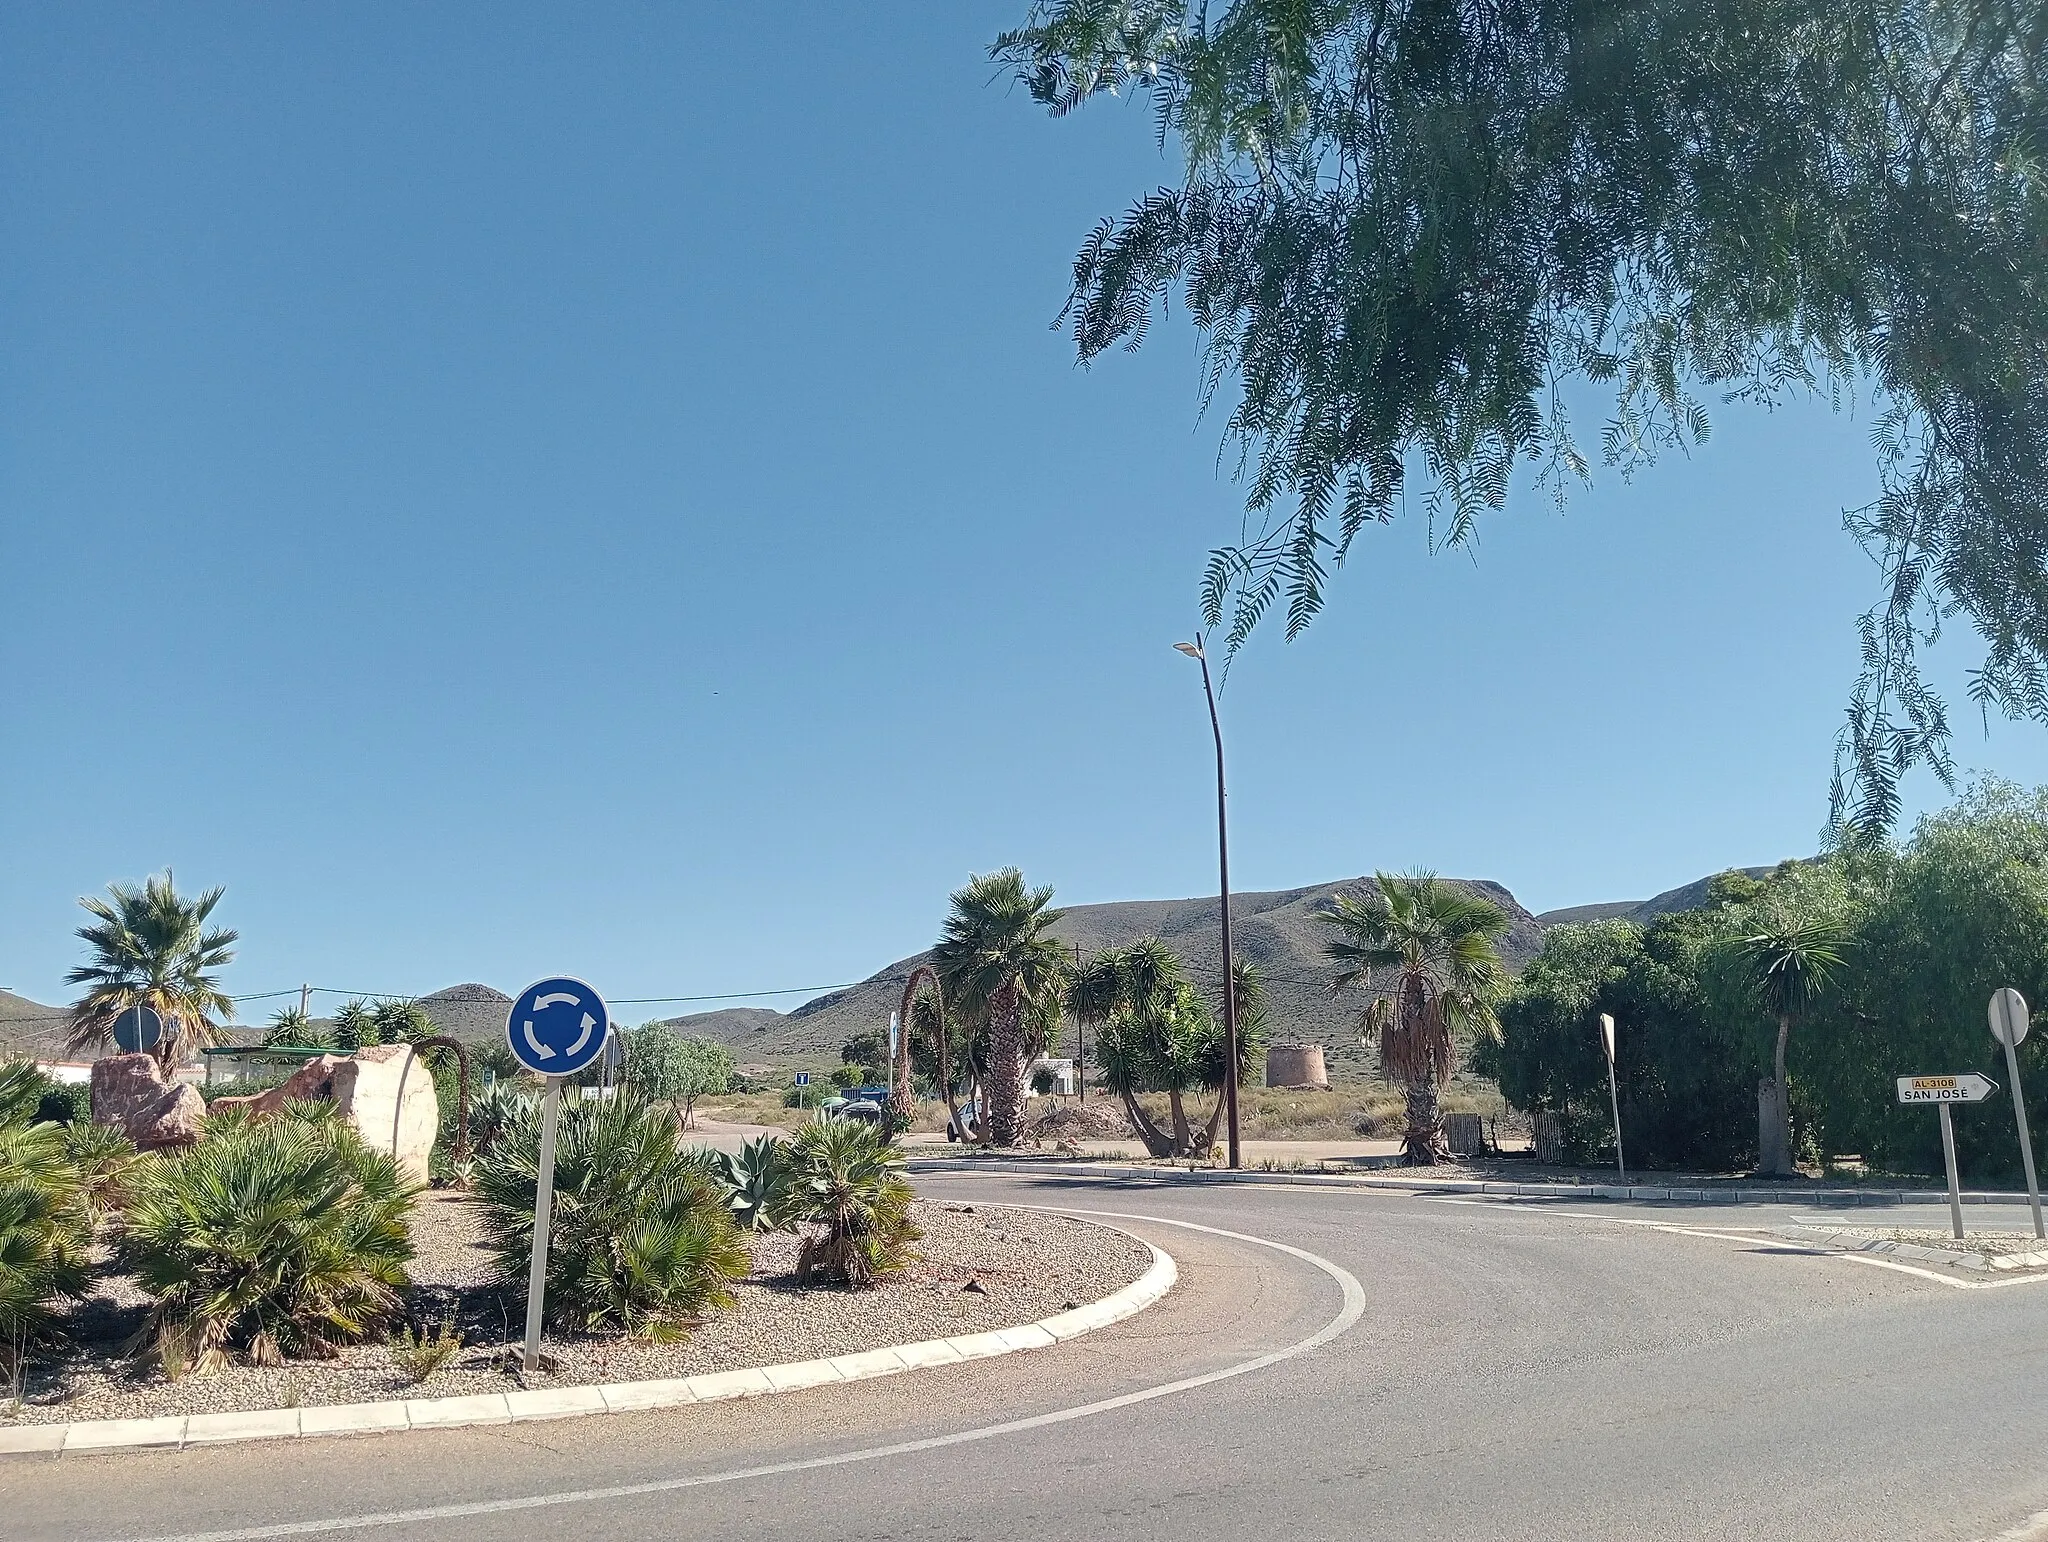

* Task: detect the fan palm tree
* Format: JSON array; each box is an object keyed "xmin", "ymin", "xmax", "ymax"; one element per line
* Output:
[
  {"xmin": 64, "ymin": 871, "xmax": 237, "ymax": 1071},
  {"xmin": 931, "ymin": 869, "xmax": 1067, "ymax": 1147},
  {"xmin": 1323, "ymin": 873, "xmax": 1509, "ymax": 1165},
  {"xmin": 1729, "ymin": 919, "xmax": 1848, "ymax": 1176}
]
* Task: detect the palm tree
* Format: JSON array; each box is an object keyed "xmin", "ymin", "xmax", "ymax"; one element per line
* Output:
[
  {"xmin": 64, "ymin": 872, "xmax": 237, "ymax": 1071},
  {"xmin": 1323, "ymin": 873, "xmax": 1509, "ymax": 1165},
  {"xmin": 1729, "ymin": 919, "xmax": 1848, "ymax": 1176},
  {"xmin": 1069, "ymin": 939, "xmax": 1254, "ymax": 1157},
  {"xmin": 931, "ymin": 869, "xmax": 1067, "ymax": 1147}
]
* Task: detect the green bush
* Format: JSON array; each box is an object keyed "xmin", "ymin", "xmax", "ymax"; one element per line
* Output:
[
  {"xmin": 785, "ymin": 1117, "xmax": 919, "ymax": 1288},
  {"xmin": 711, "ymin": 1135, "xmax": 791, "ymax": 1231},
  {"xmin": 0, "ymin": 1122, "xmax": 93, "ymax": 1378},
  {"xmin": 473, "ymin": 1096, "xmax": 747, "ymax": 1341},
  {"xmin": 36, "ymin": 1083, "xmax": 92, "ymax": 1127},
  {"xmin": 1489, "ymin": 903, "xmax": 1763, "ymax": 1171},
  {"xmin": 622, "ymin": 1027, "xmax": 734, "ymax": 1125},
  {"xmin": 121, "ymin": 1104, "xmax": 417, "ymax": 1373}
]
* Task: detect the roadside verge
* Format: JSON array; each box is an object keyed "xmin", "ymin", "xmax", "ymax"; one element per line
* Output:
[{"xmin": 0, "ymin": 1234, "xmax": 1176, "ymax": 1460}]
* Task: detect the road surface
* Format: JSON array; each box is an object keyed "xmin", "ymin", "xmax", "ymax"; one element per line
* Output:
[{"xmin": 12, "ymin": 1174, "xmax": 2048, "ymax": 1542}]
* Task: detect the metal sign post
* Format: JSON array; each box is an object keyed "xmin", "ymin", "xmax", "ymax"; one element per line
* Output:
[
  {"xmin": 1989, "ymin": 988, "xmax": 2045, "ymax": 1240},
  {"xmin": 1599, "ymin": 1013, "xmax": 1625, "ymax": 1180},
  {"xmin": 1897, "ymin": 1073, "xmax": 1999, "ymax": 1240},
  {"xmin": 794, "ymin": 1070, "xmax": 810, "ymax": 1109},
  {"xmin": 1937, "ymin": 1103, "xmax": 1965, "ymax": 1240},
  {"xmin": 505, "ymin": 977, "xmax": 610, "ymax": 1375},
  {"xmin": 522, "ymin": 1076, "xmax": 563, "ymax": 1371}
]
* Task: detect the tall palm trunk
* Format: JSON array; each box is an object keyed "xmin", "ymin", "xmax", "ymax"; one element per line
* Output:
[
  {"xmin": 1768, "ymin": 1010, "xmax": 1795, "ymax": 1176},
  {"xmin": 1166, "ymin": 1087, "xmax": 1194, "ymax": 1156},
  {"xmin": 1402, "ymin": 1076, "xmax": 1449, "ymax": 1165},
  {"xmin": 986, "ymin": 984, "xmax": 1024, "ymax": 1146}
]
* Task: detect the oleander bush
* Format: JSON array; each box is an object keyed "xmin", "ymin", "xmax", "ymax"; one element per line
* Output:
[
  {"xmin": 785, "ymin": 1116, "xmax": 919, "ymax": 1289},
  {"xmin": 473, "ymin": 1095, "xmax": 747, "ymax": 1342},
  {"xmin": 121, "ymin": 1103, "xmax": 417, "ymax": 1374}
]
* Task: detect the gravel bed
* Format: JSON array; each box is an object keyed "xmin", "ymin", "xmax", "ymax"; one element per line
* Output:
[
  {"xmin": 5, "ymin": 1196, "xmax": 1151, "ymax": 1426},
  {"xmin": 1818, "ymin": 1225, "xmax": 2048, "ymax": 1258}
]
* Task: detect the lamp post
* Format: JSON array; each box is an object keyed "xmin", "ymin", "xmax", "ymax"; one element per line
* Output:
[{"xmin": 1175, "ymin": 636, "xmax": 1240, "ymax": 1169}]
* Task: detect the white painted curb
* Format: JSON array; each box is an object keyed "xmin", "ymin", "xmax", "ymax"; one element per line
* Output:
[{"xmin": 0, "ymin": 1238, "xmax": 1176, "ymax": 1459}]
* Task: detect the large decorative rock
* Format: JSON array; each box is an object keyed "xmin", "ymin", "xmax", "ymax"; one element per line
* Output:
[
  {"xmin": 209, "ymin": 1055, "xmax": 347, "ymax": 1119},
  {"xmin": 333, "ymin": 1044, "xmax": 440, "ymax": 1184},
  {"xmin": 91, "ymin": 1053, "xmax": 206, "ymax": 1151},
  {"xmin": 213, "ymin": 1045, "xmax": 441, "ymax": 1183}
]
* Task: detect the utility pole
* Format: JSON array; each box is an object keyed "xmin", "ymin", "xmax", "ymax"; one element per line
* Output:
[
  {"xmin": 1175, "ymin": 637, "xmax": 1240, "ymax": 1169},
  {"xmin": 1073, "ymin": 941, "xmax": 1085, "ymax": 1104},
  {"xmin": 299, "ymin": 983, "xmax": 311, "ymax": 1023}
]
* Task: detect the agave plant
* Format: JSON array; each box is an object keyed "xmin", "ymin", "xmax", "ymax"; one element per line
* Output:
[
  {"xmin": 785, "ymin": 1116, "xmax": 920, "ymax": 1289},
  {"xmin": 713, "ymin": 1135, "xmax": 792, "ymax": 1231},
  {"xmin": 0, "ymin": 1122, "xmax": 93, "ymax": 1379},
  {"xmin": 121, "ymin": 1112, "xmax": 417, "ymax": 1373},
  {"xmin": 473, "ymin": 1096, "xmax": 747, "ymax": 1341}
]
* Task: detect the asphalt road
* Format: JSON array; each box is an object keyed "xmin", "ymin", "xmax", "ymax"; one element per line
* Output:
[{"xmin": 12, "ymin": 1175, "xmax": 2048, "ymax": 1542}]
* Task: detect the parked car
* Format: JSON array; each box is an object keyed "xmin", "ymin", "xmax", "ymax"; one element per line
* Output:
[{"xmin": 945, "ymin": 1099, "xmax": 984, "ymax": 1142}]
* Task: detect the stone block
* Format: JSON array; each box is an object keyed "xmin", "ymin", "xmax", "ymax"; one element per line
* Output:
[
  {"xmin": 90, "ymin": 1054, "xmax": 205, "ymax": 1151},
  {"xmin": 333, "ymin": 1045, "xmax": 440, "ymax": 1184}
]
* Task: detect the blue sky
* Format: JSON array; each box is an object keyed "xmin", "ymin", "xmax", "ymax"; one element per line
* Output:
[{"xmin": 4, "ymin": 4, "xmax": 2043, "ymax": 1015}]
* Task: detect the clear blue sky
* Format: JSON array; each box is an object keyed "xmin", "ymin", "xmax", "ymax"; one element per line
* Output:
[{"xmin": 5, "ymin": 4, "xmax": 2042, "ymax": 1015}]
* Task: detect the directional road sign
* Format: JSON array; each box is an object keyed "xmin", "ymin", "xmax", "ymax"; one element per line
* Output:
[
  {"xmin": 111, "ymin": 1005, "xmax": 164, "ymax": 1054},
  {"xmin": 794, "ymin": 1071, "xmax": 811, "ymax": 1086},
  {"xmin": 1897, "ymin": 1073, "xmax": 1999, "ymax": 1105},
  {"xmin": 506, "ymin": 977, "xmax": 610, "ymax": 1077}
]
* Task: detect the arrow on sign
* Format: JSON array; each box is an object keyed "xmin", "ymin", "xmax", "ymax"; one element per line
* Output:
[
  {"xmin": 1897, "ymin": 1073, "xmax": 1999, "ymax": 1104},
  {"xmin": 566, "ymin": 1013, "xmax": 596, "ymax": 1058},
  {"xmin": 534, "ymin": 992, "xmax": 581, "ymax": 1010},
  {"xmin": 522, "ymin": 1019, "xmax": 554, "ymax": 1059}
]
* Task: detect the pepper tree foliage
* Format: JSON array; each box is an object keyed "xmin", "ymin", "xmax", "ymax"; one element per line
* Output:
[{"xmin": 994, "ymin": 1, "xmax": 2048, "ymax": 830}]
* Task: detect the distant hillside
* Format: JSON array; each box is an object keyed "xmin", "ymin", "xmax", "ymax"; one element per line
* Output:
[
  {"xmin": 1534, "ymin": 866, "xmax": 1779, "ymax": 930},
  {"xmin": 0, "ymin": 990, "xmax": 70, "ymax": 1057},
  {"xmin": 4, "ymin": 863, "xmax": 1795, "ymax": 1081},
  {"xmin": 652, "ymin": 875, "xmax": 1548, "ymax": 1083}
]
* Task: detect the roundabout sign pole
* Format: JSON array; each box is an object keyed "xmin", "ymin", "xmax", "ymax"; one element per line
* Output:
[{"xmin": 506, "ymin": 976, "xmax": 610, "ymax": 1373}]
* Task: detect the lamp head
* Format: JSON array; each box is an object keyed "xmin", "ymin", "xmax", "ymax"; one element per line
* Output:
[{"xmin": 1173, "ymin": 641, "xmax": 1204, "ymax": 660}]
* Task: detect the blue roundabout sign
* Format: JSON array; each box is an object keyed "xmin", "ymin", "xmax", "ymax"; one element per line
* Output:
[{"xmin": 506, "ymin": 977, "xmax": 609, "ymax": 1077}]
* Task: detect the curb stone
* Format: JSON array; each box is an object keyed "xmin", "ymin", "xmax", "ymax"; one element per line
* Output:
[
  {"xmin": 907, "ymin": 1154, "xmax": 2038, "ymax": 1209},
  {"xmin": 0, "ymin": 1236, "xmax": 1176, "ymax": 1460}
]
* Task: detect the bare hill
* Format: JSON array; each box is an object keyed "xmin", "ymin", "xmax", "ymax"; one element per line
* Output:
[{"xmin": 659, "ymin": 875, "xmax": 1547, "ymax": 1083}]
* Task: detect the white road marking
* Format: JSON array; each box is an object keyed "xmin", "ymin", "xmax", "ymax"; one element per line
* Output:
[
  {"xmin": 1427, "ymin": 1196, "xmax": 2048, "ymax": 1289},
  {"xmin": 99, "ymin": 1210, "xmax": 1367, "ymax": 1542}
]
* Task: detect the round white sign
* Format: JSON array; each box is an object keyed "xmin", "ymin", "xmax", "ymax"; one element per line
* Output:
[{"xmin": 1990, "ymin": 986, "xmax": 2031, "ymax": 1049}]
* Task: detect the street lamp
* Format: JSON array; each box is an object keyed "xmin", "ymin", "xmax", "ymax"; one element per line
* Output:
[{"xmin": 1175, "ymin": 636, "xmax": 1240, "ymax": 1170}]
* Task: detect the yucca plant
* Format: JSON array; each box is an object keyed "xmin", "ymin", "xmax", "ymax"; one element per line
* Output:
[
  {"xmin": 473, "ymin": 1096, "xmax": 747, "ymax": 1342},
  {"xmin": 712, "ymin": 1135, "xmax": 792, "ymax": 1231},
  {"xmin": 785, "ymin": 1116, "xmax": 920, "ymax": 1289},
  {"xmin": 121, "ymin": 1109, "xmax": 417, "ymax": 1374},
  {"xmin": 0, "ymin": 1122, "xmax": 93, "ymax": 1380}
]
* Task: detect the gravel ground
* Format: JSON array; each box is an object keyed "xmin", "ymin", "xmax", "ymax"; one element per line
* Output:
[
  {"xmin": 1818, "ymin": 1225, "xmax": 2048, "ymax": 1259},
  {"xmin": 5, "ymin": 1196, "xmax": 1150, "ymax": 1426}
]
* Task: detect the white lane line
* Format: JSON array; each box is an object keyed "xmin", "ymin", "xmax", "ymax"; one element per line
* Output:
[
  {"xmin": 1427, "ymin": 1196, "xmax": 2048, "ymax": 1289},
  {"xmin": 101, "ymin": 1210, "xmax": 1367, "ymax": 1542}
]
